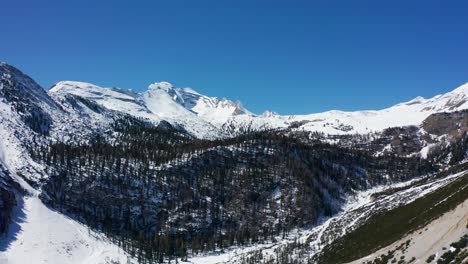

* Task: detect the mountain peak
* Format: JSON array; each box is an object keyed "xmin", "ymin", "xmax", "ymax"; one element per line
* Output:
[
  {"xmin": 0, "ymin": 62, "xmax": 54, "ymax": 105},
  {"xmin": 49, "ymin": 81, "xmax": 99, "ymax": 93},
  {"xmin": 148, "ymin": 82, "xmax": 174, "ymax": 92}
]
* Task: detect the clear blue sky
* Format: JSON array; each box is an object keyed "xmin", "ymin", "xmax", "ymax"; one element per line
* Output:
[{"xmin": 2, "ymin": 0, "xmax": 467, "ymax": 114}]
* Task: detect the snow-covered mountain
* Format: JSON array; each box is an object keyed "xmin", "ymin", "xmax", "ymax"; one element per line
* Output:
[
  {"xmin": 224, "ymin": 82, "xmax": 468, "ymax": 135},
  {"xmin": 0, "ymin": 62, "xmax": 134, "ymax": 263},
  {"xmin": 49, "ymin": 81, "xmax": 237, "ymax": 138},
  {"xmin": 1, "ymin": 59, "xmax": 467, "ymax": 191},
  {"xmin": 0, "ymin": 61, "xmax": 467, "ymax": 264},
  {"xmin": 2, "ymin": 59, "xmax": 467, "ymax": 152},
  {"xmin": 48, "ymin": 77, "xmax": 468, "ymax": 138}
]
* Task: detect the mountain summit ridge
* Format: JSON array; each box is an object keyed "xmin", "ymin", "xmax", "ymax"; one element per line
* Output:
[
  {"xmin": 0, "ymin": 61, "xmax": 466, "ymax": 137},
  {"xmin": 47, "ymin": 77, "xmax": 468, "ymax": 137}
]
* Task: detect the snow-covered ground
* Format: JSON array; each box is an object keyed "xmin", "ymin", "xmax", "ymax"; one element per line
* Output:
[{"xmin": 0, "ymin": 195, "xmax": 133, "ymax": 264}]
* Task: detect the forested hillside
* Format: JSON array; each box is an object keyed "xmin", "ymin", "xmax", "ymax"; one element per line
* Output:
[{"xmin": 30, "ymin": 115, "xmax": 435, "ymax": 262}]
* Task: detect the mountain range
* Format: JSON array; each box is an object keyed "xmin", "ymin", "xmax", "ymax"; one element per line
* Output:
[
  {"xmin": 0, "ymin": 61, "xmax": 467, "ymax": 264},
  {"xmin": 49, "ymin": 73, "xmax": 468, "ymax": 138}
]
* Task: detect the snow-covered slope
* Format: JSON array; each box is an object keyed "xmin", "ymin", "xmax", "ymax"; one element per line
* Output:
[
  {"xmin": 50, "ymin": 81, "xmax": 154, "ymax": 119},
  {"xmin": 0, "ymin": 63, "xmax": 135, "ymax": 264},
  {"xmin": 176, "ymin": 86, "xmax": 252, "ymax": 125},
  {"xmin": 0, "ymin": 195, "xmax": 133, "ymax": 264},
  {"xmin": 143, "ymin": 82, "xmax": 192, "ymax": 118},
  {"xmin": 0, "ymin": 62, "xmax": 57, "ymax": 185}
]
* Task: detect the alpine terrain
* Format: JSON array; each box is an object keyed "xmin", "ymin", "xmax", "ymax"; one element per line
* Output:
[{"xmin": 0, "ymin": 61, "xmax": 467, "ymax": 264}]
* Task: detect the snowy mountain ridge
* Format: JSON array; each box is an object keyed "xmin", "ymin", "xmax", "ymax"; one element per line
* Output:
[
  {"xmin": 49, "ymin": 78, "xmax": 468, "ymax": 138},
  {"xmin": 227, "ymin": 82, "xmax": 468, "ymax": 135}
]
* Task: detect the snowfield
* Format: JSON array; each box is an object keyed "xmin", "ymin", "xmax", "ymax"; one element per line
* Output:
[{"xmin": 0, "ymin": 195, "xmax": 133, "ymax": 264}]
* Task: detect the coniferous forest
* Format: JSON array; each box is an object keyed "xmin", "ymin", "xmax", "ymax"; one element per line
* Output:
[{"xmin": 29, "ymin": 115, "xmax": 436, "ymax": 263}]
